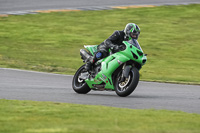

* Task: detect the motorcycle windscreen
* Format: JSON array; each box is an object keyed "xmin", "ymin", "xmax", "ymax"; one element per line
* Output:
[{"xmin": 127, "ymin": 39, "xmax": 143, "ymax": 52}]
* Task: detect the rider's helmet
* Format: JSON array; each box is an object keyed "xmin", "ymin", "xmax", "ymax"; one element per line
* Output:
[{"xmin": 124, "ymin": 23, "xmax": 140, "ymax": 40}]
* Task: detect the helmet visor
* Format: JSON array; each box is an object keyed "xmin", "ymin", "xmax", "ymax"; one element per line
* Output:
[{"xmin": 130, "ymin": 32, "xmax": 140, "ymax": 39}]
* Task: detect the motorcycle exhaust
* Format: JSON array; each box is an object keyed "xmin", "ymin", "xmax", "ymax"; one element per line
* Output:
[{"xmin": 80, "ymin": 49, "xmax": 92, "ymax": 62}]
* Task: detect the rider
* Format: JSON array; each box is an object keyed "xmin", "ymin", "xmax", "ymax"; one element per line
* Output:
[{"xmin": 84, "ymin": 23, "xmax": 141, "ymax": 71}]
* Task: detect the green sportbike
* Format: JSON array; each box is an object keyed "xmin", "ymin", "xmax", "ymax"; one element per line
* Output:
[{"xmin": 72, "ymin": 39, "xmax": 147, "ymax": 97}]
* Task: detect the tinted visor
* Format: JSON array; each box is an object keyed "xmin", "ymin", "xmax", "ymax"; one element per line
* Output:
[{"xmin": 130, "ymin": 31, "xmax": 140, "ymax": 39}]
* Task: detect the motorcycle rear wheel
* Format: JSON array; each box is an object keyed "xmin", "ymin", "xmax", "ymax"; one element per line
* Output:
[
  {"xmin": 114, "ymin": 67, "xmax": 139, "ymax": 97},
  {"xmin": 72, "ymin": 65, "xmax": 91, "ymax": 94}
]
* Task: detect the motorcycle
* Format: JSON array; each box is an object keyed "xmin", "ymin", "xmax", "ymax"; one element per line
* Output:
[{"xmin": 72, "ymin": 39, "xmax": 147, "ymax": 97}]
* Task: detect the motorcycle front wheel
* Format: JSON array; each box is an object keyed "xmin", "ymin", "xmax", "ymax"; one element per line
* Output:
[
  {"xmin": 114, "ymin": 67, "xmax": 139, "ymax": 97},
  {"xmin": 72, "ymin": 65, "xmax": 91, "ymax": 94}
]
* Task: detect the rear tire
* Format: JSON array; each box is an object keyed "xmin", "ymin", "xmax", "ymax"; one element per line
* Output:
[
  {"xmin": 72, "ymin": 65, "xmax": 91, "ymax": 94},
  {"xmin": 114, "ymin": 67, "xmax": 139, "ymax": 97}
]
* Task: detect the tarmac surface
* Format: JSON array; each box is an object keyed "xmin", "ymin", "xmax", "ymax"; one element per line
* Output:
[
  {"xmin": 0, "ymin": 0, "xmax": 200, "ymax": 14},
  {"xmin": 0, "ymin": 68, "xmax": 199, "ymax": 114}
]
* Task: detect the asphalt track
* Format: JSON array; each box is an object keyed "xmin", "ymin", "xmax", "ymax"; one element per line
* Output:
[
  {"xmin": 0, "ymin": 68, "xmax": 199, "ymax": 114},
  {"xmin": 0, "ymin": 0, "xmax": 200, "ymax": 14}
]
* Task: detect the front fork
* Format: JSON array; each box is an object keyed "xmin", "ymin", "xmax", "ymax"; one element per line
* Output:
[{"xmin": 120, "ymin": 63, "xmax": 133, "ymax": 82}]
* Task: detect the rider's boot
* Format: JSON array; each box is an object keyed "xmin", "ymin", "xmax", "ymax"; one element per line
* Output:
[
  {"xmin": 80, "ymin": 49, "xmax": 101, "ymax": 72},
  {"xmin": 80, "ymin": 49, "xmax": 95, "ymax": 72},
  {"xmin": 85, "ymin": 55, "xmax": 98, "ymax": 72},
  {"xmin": 85, "ymin": 61, "xmax": 92, "ymax": 71}
]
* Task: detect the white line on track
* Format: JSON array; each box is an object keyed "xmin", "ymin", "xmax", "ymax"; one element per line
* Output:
[{"xmin": 0, "ymin": 68, "xmax": 73, "ymax": 77}]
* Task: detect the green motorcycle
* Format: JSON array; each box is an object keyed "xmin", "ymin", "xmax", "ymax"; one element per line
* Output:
[{"xmin": 72, "ymin": 39, "xmax": 147, "ymax": 97}]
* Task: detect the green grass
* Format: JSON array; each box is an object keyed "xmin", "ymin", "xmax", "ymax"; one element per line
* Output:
[
  {"xmin": 0, "ymin": 99, "xmax": 200, "ymax": 133},
  {"xmin": 0, "ymin": 4, "xmax": 200, "ymax": 84}
]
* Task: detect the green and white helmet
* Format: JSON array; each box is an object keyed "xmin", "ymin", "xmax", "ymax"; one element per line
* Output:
[{"xmin": 124, "ymin": 23, "xmax": 140, "ymax": 40}]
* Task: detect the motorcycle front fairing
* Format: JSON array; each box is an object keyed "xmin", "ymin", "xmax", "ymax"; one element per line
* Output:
[{"xmin": 85, "ymin": 40, "xmax": 146, "ymax": 90}]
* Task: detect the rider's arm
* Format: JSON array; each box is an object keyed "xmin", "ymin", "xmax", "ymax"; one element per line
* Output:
[{"xmin": 104, "ymin": 31, "xmax": 120, "ymax": 48}]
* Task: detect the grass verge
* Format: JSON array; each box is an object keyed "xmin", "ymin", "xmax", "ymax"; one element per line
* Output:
[
  {"xmin": 0, "ymin": 99, "xmax": 200, "ymax": 133},
  {"xmin": 0, "ymin": 4, "xmax": 200, "ymax": 84}
]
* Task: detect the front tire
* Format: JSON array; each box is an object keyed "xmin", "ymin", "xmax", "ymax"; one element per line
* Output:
[
  {"xmin": 114, "ymin": 67, "xmax": 139, "ymax": 97},
  {"xmin": 72, "ymin": 65, "xmax": 91, "ymax": 94}
]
